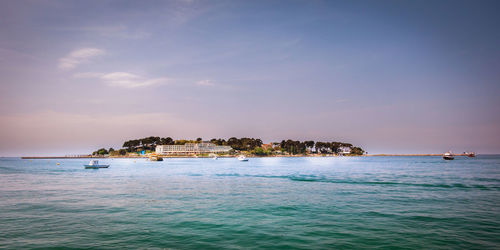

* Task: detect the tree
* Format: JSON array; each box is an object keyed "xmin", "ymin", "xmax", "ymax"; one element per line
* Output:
[
  {"xmin": 350, "ymin": 147, "xmax": 365, "ymax": 155},
  {"xmin": 123, "ymin": 139, "xmax": 140, "ymax": 152},
  {"xmin": 160, "ymin": 137, "xmax": 174, "ymax": 145},
  {"xmin": 279, "ymin": 140, "xmax": 305, "ymax": 155},
  {"xmin": 93, "ymin": 148, "xmax": 108, "ymax": 155},
  {"xmin": 227, "ymin": 137, "xmax": 241, "ymax": 150},
  {"xmin": 315, "ymin": 142, "xmax": 330, "ymax": 153},
  {"xmin": 253, "ymin": 147, "xmax": 267, "ymax": 156},
  {"xmin": 304, "ymin": 141, "xmax": 315, "ymax": 152}
]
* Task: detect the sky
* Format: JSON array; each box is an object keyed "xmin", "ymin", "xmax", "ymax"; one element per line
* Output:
[{"xmin": 0, "ymin": 0, "xmax": 499, "ymax": 156}]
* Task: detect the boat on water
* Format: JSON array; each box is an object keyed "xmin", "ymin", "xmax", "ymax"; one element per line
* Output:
[
  {"xmin": 464, "ymin": 152, "xmax": 476, "ymax": 157},
  {"xmin": 238, "ymin": 155, "xmax": 248, "ymax": 161},
  {"xmin": 443, "ymin": 151, "xmax": 454, "ymax": 160},
  {"xmin": 209, "ymin": 153, "xmax": 218, "ymax": 160},
  {"xmin": 84, "ymin": 160, "xmax": 110, "ymax": 169},
  {"xmin": 149, "ymin": 155, "xmax": 163, "ymax": 161}
]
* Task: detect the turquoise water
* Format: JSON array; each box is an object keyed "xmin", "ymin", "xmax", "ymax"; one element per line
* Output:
[{"xmin": 0, "ymin": 156, "xmax": 499, "ymax": 249}]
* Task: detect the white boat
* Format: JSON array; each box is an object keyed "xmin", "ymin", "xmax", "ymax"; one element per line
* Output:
[
  {"xmin": 443, "ymin": 151, "xmax": 454, "ymax": 160},
  {"xmin": 84, "ymin": 160, "xmax": 110, "ymax": 169},
  {"xmin": 238, "ymin": 155, "xmax": 248, "ymax": 161}
]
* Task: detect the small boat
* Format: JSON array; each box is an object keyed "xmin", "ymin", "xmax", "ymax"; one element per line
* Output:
[
  {"xmin": 443, "ymin": 151, "xmax": 454, "ymax": 160},
  {"xmin": 238, "ymin": 155, "xmax": 248, "ymax": 161},
  {"xmin": 209, "ymin": 153, "xmax": 217, "ymax": 160},
  {"xmin": 84, "ymin": 160, "xmax": 110, "ymax": 169},
  {"xmin": 149, "ymin": 155, "xmax": 163, "ymax": 161},
  {"xmin": 464, "ymin": 152, "xmax": 476, "ymax": 157}
]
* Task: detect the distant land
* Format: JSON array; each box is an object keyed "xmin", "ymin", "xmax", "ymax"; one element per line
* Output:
[
  {"xmin": 98, "ymin": 136, "xmax": 364, "ymax": 156},
  {"xmin": 19, "ymin": 136, "xmax": 479, "ymax": 159},
  {"xmin": 22, "ymin": 136, "xmax": 365, "ymax": 159}
]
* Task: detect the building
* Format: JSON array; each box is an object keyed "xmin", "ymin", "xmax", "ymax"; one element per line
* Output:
[
  {"xmin": 337, "ymin": 146, "xmax": 351, "ymax": 155},
  {"xmin": 155, "ymin": 142, "xmax": 232, "ymax": 155},
  {"xmin": 261, "ymin": 143, "xmax": 273, "ymax": 150}
]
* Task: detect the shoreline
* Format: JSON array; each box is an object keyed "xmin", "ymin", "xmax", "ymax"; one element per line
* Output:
[{"xmin": 20, "ymin": 154, "xmax": 474, "ymax": 159}]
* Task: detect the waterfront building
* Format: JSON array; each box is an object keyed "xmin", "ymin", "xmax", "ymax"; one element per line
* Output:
[
  {"xmin": 155, "ymin": 142, "xmax": 232, "ymax": 155},
  {"xmin": 337, "ymin": 147, "xmax": 352, "ymax": 155}
]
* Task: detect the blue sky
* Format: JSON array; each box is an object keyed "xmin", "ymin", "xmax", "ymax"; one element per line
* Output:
[{"xmin": 1, "ymin": 0, "xmax": 499, "ymax": 155}]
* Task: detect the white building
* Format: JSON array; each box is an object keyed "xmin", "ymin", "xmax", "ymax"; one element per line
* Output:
[
  {"xmin": 337, "ymin": 146, "xmax": 351, "ymax": 155},
  {"xmin": 155, "ymin": 142, "xmax": 232, "ymax": 155}
]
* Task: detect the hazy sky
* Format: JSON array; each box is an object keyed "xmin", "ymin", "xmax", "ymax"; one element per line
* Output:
[{"xmin": 1, "ymin": 0, "xmax": 499, "ymax": 156}]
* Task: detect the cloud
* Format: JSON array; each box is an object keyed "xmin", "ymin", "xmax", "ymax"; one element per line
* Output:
[
  {"xmin": 72, "ymin": 72, "xmax": 104, "ymax": 78},
  {"xmin": 58, "ymin": 48, "xmax": 104, "ymax": 70},
  {"xmin": 100, "ymin": 72, "xmax": 168, "ymax": 88},
  {"xmin": 196, "ymin": 79, "xmax": 215, "ymax": 86},
  {"xmin": 73, "ymin": 71, "xmax": 168, "ymax": 88}
]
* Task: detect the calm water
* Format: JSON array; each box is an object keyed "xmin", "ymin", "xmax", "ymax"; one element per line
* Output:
[{"xmin": 0, "ymin": 156, "xmax": 499, "ymax": 249}]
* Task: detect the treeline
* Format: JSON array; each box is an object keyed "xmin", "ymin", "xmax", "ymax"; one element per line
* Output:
[
  {"xmin": 92, "ymin": 147, "xmax": 127, "ymax": 156},
  {"xmin": 122, "ymin": 136, "xmax": 178, "ymax": 152},
  {"xmin": 92, "ymin": 136, "xmax": 364, "ymax": 155},
  {"xmin": 273, "ymin": 140, "xmax": 363, "ymax": 155},
  {"xmin": 209, "ymin": 137, "xmax": 263, "ymax": 151},
  {"xmin": 120, "ymin": 136, "xmax": 263, "ymax": 152}
]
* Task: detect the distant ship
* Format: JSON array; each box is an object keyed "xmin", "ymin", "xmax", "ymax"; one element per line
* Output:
[
  {"xmin": 84, "ymin": 160, "xmax": 110, "ymax": 169},
  {"xmin": 464, "ymin": 152, "xmax": 476, "ymax": 157},
  {"xmin": 443, "ymin": 151, "xmax": 454, "ymax": 160}
]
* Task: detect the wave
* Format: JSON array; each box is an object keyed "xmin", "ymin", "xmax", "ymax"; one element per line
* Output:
[{"xmin": 215, "ymin": 173, "xmax": 499, "ymax": 190}]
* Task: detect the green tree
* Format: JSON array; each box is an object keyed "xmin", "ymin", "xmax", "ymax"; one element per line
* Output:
[
  {"xmin": 350, "ymin": 147, "xmax": 365, "ymax": 155},
  {"xmin": 253, "ymin": 147, "xmax": 267, "ymax": 156},
  {"xmin": 160, "ymin": 137, "xmax": 174, "ymax": 145},
  {"xmin": 93, "ymin": 148, "xmax": 108, "ymax": 155}
]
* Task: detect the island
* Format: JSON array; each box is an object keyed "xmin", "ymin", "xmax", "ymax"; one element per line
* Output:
[{"xmin": 88, "ymin": 136, "xmax": 365, "ymax": 158}]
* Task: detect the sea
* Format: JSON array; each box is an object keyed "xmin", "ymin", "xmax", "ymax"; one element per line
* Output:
[{"xmin": 0, "ymin": 156, "xmax": 499, "ymax": 249}]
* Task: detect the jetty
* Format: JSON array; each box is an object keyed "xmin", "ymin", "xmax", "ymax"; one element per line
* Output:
[{"xmin": 22, "ymin": 155, "xmax": 103, "ymax": 159}]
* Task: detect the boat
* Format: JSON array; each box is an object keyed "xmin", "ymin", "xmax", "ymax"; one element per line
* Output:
[
  {"xmin": 238, "ymin": 155, "xmax": 248, "ymax": 161},
  {"xmin": 443, "ymin": 151, "xmax": 454, "ymax": 160},
  {"xmin": 149, "ymin": 155, "xmax": 163, "ymax": 161},
  {"xmin": 84, "ymin": 160, "xmax": 110, "ymax": 169},
  {"xmin": 464, "ymin": 152, "xmax": 476, "ymax": 157},
  {"xmin": 209, "ymin": 153, "xmax": 218, "ymax": 160}
]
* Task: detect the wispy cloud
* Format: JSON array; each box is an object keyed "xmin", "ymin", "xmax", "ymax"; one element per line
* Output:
[
  {"xmin": 74, "ymin": 71, "xmax": 168, "ymax": 88},
  {"xmin": 101, "ymin": 72, "xmax": 168, "ymax": 88},
  {"xmin": 72, "ymin": 72, "xmax": 104, "ymax": 78},
  {"xmin": 58, "ymin": 48, "xmax": 104, "ymax": 70},
  {"xmin": 196, "ymin": 79, "xmax": 215, "ymax": 87}
]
